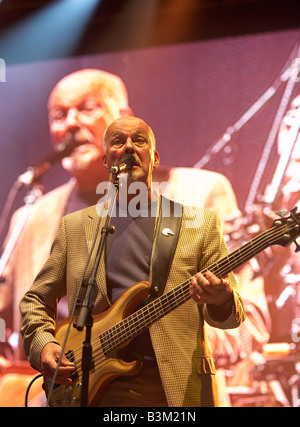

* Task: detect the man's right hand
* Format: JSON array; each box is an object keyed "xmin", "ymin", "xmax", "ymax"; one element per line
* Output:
[{"xmin": 41, "ymin": 342, "xmax": 75, "ymax": 385}]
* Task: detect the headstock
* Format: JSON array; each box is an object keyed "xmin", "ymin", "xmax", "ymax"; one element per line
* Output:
[{"xmin": 272, "ymin": 207, "xmax": 300, "ymax": 251}]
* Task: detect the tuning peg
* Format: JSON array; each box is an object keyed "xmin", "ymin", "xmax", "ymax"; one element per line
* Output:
[
  {"xmin": 275, "ymin": 210, "xmax": 287, "ymax": 218},
  {"xmin": 294, "ymin": 240, "xmax": 300, "ymax": 253},
  {"xmin": 290, "ymin": 207, "xmax": 298, "ymax": 215}
]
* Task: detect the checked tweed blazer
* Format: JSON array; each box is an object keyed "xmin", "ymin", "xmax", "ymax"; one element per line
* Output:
[{"xmin": 19, "ymin": 196, "xmax": 245, "ymax": 407}]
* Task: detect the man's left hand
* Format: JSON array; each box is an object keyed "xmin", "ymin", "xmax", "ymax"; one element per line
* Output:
[{"xmin": 190, "ymin": 271, "xmax": 233, "ymax": 306}]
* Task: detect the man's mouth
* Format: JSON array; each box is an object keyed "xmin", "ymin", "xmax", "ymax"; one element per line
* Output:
[
  {"xmin": 73, "ymin": 143, "xmax": 92, "ymax": 154},
  {"xmin": 118, "ymin": 154, "xmax": 141, "ymax": 168}
]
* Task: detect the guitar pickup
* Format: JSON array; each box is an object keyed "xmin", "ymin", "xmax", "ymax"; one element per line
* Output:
[
  {"xmin": 65, "ymin": 349, "xmax": 95, "ymax": 379},
  {"xmin": 65, "ymin": 350, "xmax": 79, "ymax": 382}
]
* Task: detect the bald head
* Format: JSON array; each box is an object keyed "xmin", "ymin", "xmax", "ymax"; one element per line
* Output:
[
  {"xmin": 103, "ymin": 116, "xmax": 156, "ymax": 153},
  {"xmin": 48, "ymin": 69, "xmax": 131, "ymax": 115}
]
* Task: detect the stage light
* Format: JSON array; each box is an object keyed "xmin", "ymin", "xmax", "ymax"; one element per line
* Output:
[{"xmin": 0, "ymin": 0, "xmax": 100, "ymax": 64}]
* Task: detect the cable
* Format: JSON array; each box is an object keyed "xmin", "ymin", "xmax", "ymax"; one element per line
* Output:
[{"xmin": 24, "ymin": 373, "xmax": 43, "ymax": 407}]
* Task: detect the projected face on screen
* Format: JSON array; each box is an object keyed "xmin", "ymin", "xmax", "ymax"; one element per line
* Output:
[{"xmin": 47, "ymin": 69, "xmax": 131, "ymax": 179}]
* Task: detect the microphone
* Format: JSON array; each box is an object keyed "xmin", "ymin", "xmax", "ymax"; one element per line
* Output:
[
  {"xmin": 17, "ymin": 138, "xmax": 79, "ymax": 188},
  {"xmin": 110, "ymin": 154, "xmax": 135, "ymax": 175}
]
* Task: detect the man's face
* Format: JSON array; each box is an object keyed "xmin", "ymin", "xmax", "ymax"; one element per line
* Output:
[
  {"xmin": 103, "ymin": 117, "xmax": 159, "ymax": 187},
  {"xmin": 48, "ymin": 72, "xmax": 122, "ymax": 175}
]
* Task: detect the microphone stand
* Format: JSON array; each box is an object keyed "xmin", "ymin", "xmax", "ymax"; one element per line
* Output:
[
  {"xmin": 74, "ymin": 174, "xmax": 119, "ymax": 407},
  {"xmin": 193, "ymin": 43, "xmax": 300, "ymax": 175},
  {"xmin": 263, "ymin": 103, "xmax": 300, "ymax": 204},
  {"xmin": 0, "ymin": 136, "xmax": 79, "ymax": 277}
]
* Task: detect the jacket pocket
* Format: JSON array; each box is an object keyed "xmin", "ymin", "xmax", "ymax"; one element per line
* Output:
[{"xmin": 193, "ymin": 356, "xmax": 216, "ymax": 375}]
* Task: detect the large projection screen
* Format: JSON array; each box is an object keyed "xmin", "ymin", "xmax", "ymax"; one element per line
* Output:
[{"xmin": 1, "ymin": 26, "xmax": 300, "ymax": 407}]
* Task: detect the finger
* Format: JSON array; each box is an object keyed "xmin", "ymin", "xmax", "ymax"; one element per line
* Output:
[
  {"xmin": 43, "ymin": 361, "xmax": 74, "ymax": 375},
  {"xmin": 189, "ymin": 285, "xmax": 202, "ymax": 303},
  {"xmin": 204, "ymin": 271, "xmax": 220, "ymax": 285},
  {"xmin": 44, "ymin": 364, "xmax": 75, "ymax": 384},
  {"xmin": 43, "ymin": 353, "xmax": 75, "ymax": 376},
  {"xmin": 205, "ymin": 271, "xmax": 229, "ymax": 289},
  {"xmin": 55, "ymin": 368, "xmax": 75, "ymax": 384},
  {"xmin": 60, "ymin": 356, "xmax": 75, "ymax": 368},
  {"xmin": 190, "ymin": 275, "xmax": 204, "ymax": 294},
  {"xmin": 195, "ymin": 272, "xmax": 210, "ymax": 290},
  {"xmin": 190, "ymin": 274, "xmax": 208, "ymax": 303},
  {"xmin": 190, "ymin": 279, "xmax": 200, "ymax": 302}
]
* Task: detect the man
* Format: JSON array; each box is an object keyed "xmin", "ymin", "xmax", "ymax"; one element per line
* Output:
[{"xmin": 19, "ymin": 116, "xmax": 246, "ymax": 407}]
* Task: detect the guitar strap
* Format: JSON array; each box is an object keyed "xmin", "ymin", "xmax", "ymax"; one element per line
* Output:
[{"xmin": 148, "ymin": 196, "xmax": 183, "ymax": 299}]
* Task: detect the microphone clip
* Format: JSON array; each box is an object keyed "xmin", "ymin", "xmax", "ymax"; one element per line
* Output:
[{"xmin": 110, "ymin": 154, "xmax": 135, "ymax": 176}]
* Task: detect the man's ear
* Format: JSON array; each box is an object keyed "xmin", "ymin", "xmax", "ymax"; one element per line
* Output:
[
  {"xmin": 102, "ymin": 154, "xmax": 109, "ymax": 169},
  {"xmin": 153, "ymin": 150, "xmax": 160, "ymax": 169}
]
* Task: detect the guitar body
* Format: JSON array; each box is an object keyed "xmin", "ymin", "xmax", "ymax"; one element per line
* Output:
[{"xmin": 45, "ymin": 281, "xmax": 150, "ymax": 407}]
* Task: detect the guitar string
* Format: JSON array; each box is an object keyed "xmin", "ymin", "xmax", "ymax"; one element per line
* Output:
[{"xmin": 61, "ymin": 222, "xmax": 292, "ymax": 383}]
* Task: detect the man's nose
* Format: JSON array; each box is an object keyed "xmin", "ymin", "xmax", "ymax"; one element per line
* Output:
[
  {"xmin": 65, "ymin": 108, "xmax": 79, "ymax": 128},
  {"xmin": 124, "ymin": 137, "xmax": 135, "ymax": 153}
]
